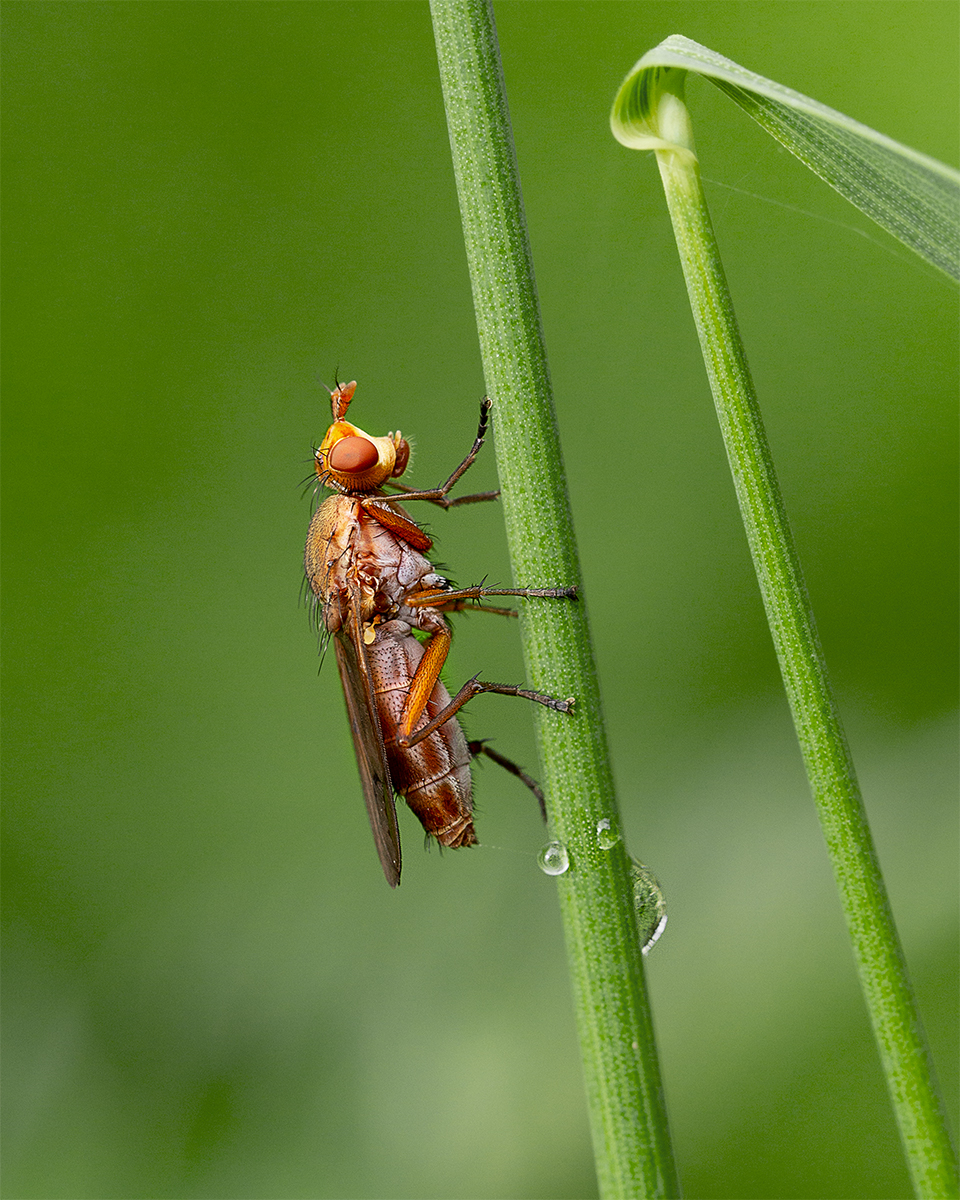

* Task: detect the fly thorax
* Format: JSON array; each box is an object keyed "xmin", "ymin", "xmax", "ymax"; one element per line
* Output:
[
  {"xmin": 377, "ymin": 618, "xmax": 413, "ymax": 638},
  {"xmin": 396, "ymin": 543, "xmax": 435, "ymax": 592}
]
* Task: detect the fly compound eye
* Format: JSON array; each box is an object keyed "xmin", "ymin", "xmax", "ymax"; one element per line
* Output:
[{"xmin": 329, "ymin": 436, "xmax": 379, "ymax": 473}]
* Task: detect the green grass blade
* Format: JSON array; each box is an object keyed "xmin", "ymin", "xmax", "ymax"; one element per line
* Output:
[
  {"xmin": 610, "ymin": 59, "xmax": 958, "ymax": 1200},
  {"xmin": 612, "ymin": 35, "xmax": 960, "ymax": 281},
  {"xmin": 430, "ymin": 1, "xmax": 679, "ymax": 1195}
]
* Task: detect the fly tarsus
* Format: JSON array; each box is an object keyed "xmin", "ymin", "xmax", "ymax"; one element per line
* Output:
[
  {"xmin": 503, "ymin": 685, "xmax": 576, "ymax": 713},
  {"xmin": 440, "ymin": 489, "xmax": 501, "ymax": 508},
  {"xmin": 386, "ymin": 483, "xmax": 501, "ymax": 508},
  {"xmin": 492, "ymin": 585, "xmax": 578, "ymax": 600}
]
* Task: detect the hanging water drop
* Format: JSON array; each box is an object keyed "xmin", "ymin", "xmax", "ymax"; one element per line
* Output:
[
  {"xmin": 630, "ymin": 859, "xmax": 667, "ymax": 955},
  {"xmin": 538, "ymin": 840, "xmax": 570, "ymax": 876},
  {"xmin": 596, "ymin": 817, "xmax": 621, "ymax": 850}
]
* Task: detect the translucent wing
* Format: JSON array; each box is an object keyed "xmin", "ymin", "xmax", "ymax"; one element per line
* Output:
[{"xmin": 334, "ymin": 619, "xmax": 402, "ymax": 888}]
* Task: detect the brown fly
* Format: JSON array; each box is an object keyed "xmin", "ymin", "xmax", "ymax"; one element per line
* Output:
[{"xmin": 304, "ymin": 380, "xmax": 576, "ymax": 886}]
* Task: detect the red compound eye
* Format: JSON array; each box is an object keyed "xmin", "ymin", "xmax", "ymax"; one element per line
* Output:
[{"xmin": 329, "ymin": 436, "xmax": 378, "ymax": 472}]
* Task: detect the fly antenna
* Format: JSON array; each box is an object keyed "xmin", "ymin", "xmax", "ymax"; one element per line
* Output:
[
  {"xmin": 314, "ymin": 367, "xmax": 336, "ymax": 398},
  {"xmin": 331, "ymin": 379, "xmax": 358, "ymax": 421}
]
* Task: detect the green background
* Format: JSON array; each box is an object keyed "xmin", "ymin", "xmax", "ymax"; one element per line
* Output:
[{"xmin": 4, "ymin": 3, "xmax": 957, "ymax": 1197}]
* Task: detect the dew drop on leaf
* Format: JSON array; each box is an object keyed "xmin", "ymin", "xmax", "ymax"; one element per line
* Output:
[
  {"xmin": 630, "ymin": 859, "xmax": 667, "ymax": 955},
  {"xmin": 538, "ymin": 840, "xmax": 570, "ymax": 876},
  {"xmin": 596, "ymin": 817, "xmax": 622, "ymax": 850}
]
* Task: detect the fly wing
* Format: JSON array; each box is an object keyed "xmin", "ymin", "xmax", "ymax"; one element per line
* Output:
[{"xmin": 334, "ymin": 625, "xmax": 402, "ymax": 887}]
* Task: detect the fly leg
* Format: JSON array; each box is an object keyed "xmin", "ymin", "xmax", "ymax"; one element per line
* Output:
[
  {"xmin": 468, "ymin": 740, "xmax": 547, "ymax": 821},
  {"xmin": 401, "ymin": 676, "xmax": 575, "ymax": 750},
  {"xmin": 407, "ymin": 583, "xmax": 578, "ymax": 611},
  {"xmin": 386, "ymin": 399, "xmax": 500, "ymax": 508},
  {"xmin": 396, "ymin": 625, "xmax": 574, "ymax": 752}
]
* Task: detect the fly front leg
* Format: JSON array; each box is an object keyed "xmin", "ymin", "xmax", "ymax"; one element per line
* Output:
[
  {"xmin": 387, "ymin": 399, "xmax": 500, "ymax": 509},
  {"xmin": 406, "ymin": 583, "xmax": 578, "ymax": 610},
  {"xmin": 387, "ymin": 481, "xmax": 501, "ymax": 508}
]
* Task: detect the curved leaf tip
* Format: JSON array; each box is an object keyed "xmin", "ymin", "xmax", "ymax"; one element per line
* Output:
[
  {"xmin": 611, "ymin": 56, "xmax": 697, "ymax": 162},
  {"xmin": 610, "ymin": 34, "xmax": 960, "ymax": 282}
]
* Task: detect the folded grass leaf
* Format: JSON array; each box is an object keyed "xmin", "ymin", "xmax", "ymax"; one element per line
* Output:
[{"xmin": 612, "ymin": 34, "xmax": 960, "ymax": 282}]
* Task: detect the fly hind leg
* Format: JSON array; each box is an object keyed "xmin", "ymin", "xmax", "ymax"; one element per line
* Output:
[{"xmin": 468, "ymin": 740, "xmax": 547, "ymax": 821}]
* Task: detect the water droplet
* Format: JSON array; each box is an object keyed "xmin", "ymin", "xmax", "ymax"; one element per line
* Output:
[
  {"xmin": 538, "ymin": 840, "xmax": 569, "ymax": 876},
  {"xmin": 596, "ymin": 818, "xmax": 621, "ymax": 850},
  {"xmin": 630, "ymin": 859, "xmax": 667, "ymax": 955}
]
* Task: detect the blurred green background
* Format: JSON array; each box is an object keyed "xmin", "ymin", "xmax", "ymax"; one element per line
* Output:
[{"xmin": 4, "ymin": 3, "xmax": 957, "ymax": 1198}]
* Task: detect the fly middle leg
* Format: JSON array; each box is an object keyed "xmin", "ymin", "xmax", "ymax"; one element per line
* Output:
[{"xmin": 396, "ymin": 587, "xmax": 577, "ymax": 753}]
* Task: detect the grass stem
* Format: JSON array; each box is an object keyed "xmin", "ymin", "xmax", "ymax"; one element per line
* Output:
[
  {"xmin": 430, "ymin": 2, "xmax": 680, "ymax": 1194},
  {"xmin": 647, "ymin": 70, "xmax": 957, "ymax": 1200}
]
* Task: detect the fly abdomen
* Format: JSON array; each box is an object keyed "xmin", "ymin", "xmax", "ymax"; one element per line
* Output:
[{"xmin": 366, "ymin": 625, "xmax": 476, "ymax": 848}]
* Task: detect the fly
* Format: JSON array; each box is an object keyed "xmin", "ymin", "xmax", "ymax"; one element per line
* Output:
[{"xmin": 304, "ymin": 380, "xmax": 576, "ymax": 886}]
